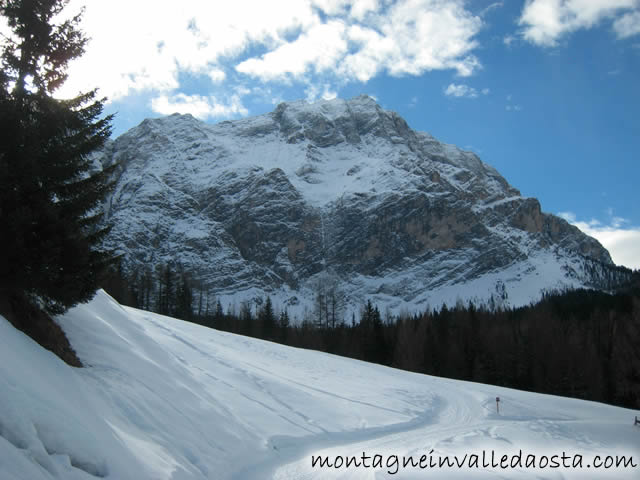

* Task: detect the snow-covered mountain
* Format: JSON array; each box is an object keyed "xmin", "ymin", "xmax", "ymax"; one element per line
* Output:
[
  {"xmin": 96, "ymin": 95, "xmax": 627, "ymax": 317},
  {"xmin": 1, "ymin": 291, "xmax": 637, "ymax": 479}
]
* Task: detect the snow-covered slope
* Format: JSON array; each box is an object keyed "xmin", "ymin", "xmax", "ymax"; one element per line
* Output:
[
  {"xmin": 96, "ymin": 95, "xmax": 628, "ymax": 318},
  {"xmin": 1, "ymin": 291, "xmax": 638, "ymax": 479}
]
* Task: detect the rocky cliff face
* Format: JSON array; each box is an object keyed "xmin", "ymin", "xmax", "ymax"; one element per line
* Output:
[{"xmin": 96, "ymin": 95, "xmax": 625, "ymax": 318}]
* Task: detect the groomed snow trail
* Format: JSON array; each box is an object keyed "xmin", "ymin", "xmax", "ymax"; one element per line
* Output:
[{"xmin": 1, "ymin": 291, "xmax": 638, "ymax": 479}]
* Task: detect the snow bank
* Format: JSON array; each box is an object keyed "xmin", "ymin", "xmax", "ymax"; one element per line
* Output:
[{"xmin": 1, "ymin": 290, "xmax": 638, "ymax": 479}]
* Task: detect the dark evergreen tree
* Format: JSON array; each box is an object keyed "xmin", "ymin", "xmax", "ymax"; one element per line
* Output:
[
  {"xmin": 214, "ymin": 299, "xmax": 225, "ymax": 328},
  {"xmin": 278, "ymin": 309, "xmax": 290, "ymax": 342},
  {"xmin": 240, "ymin": 301, "xmax": 253, "ymax": 336},
  {"xmin": 0, "ymin": 0, "xmax": 114, "ymax": 315},
  {"xmin": 175, "ymin": 269, "xmax": 193, "ymax": 320},
  {"xmin": 126, "ymin": 266, "xmax": 141, "ymax": 308},
  {"xmin": 260, "ymin": 296, "xmax": 276, "ymax": 339},
  {"xmin": 141, "ymin": 267, "xmax": 153, "ymax": 310},
  {"xmin": 196, "ymin": 283, "xmax": 204, "ymax": 317},
  {"xmin": 158, "ymin": 264, "xmax": 176, "ymax": 316},
  {"xmin": 358, "ymin": 300, "xmax": 386, "ymax": 362}
]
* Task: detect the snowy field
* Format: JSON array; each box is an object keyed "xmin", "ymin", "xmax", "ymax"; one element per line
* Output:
[{"xmin": 1, "ymin": 290, "xmax": 638, "ymax": 479}]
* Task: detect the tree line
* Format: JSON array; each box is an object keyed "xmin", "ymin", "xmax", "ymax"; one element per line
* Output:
[{"xmin": 105, "ymin": 264, "xmax": 640, "ymax": 410}]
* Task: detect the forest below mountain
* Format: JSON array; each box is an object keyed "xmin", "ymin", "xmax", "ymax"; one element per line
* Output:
[{"xmin": 104, "ymin": 265, "xmax": 640, "ymax": 410}]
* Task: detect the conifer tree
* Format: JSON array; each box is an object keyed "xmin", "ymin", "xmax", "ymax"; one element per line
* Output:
[
  {"xmin": 260, "ymin": 296, "xmax": 275, "ymax": 339},
  {"xmin": 279, "ymin": 309, "xmax": 290, "ymax": 330},
  {"xmin": 0, "ymin": 0, "xmax": 114, "ymax": 315},
  {"xmin": 240, "ymin": 302, "xmax": 253, "ymax": 336},
  {"xmin": 214, "ymin": 299, "xmax": 224, "ymax": 324},
  {"xmin": 175, "ymin": 269, "xmax": 193, "ymax": 320}
]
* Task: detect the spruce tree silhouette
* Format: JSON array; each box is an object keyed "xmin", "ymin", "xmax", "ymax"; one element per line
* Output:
[{"xmin": 0, "ymin": 0, "xmax": 114, "ymax": 317}]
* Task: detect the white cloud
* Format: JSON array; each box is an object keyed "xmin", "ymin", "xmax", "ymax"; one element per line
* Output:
[
  {"xmin": 503, "ymin": 34, "xmax": 516, "ymax": 47},
  {"xmin": 480, "ymin": 2, "xmax": 505, "ymax": 17},
  {"xmin": 613, "ymin": 9, "xmax": 640, "ymax": 37},
  {"xmin": 208, "ymin": 68, "xmax": 226, "ymax": 84},
  {"xmin": 58, "ymin": 0, "xmax": 318, "ymax": 100},
  {"xmin": 445, "ymin": 83, "xmax": 489, "ymax": 99},
  {"xmin": 558, "ymin": 211, "xmax": 640, "ymax": 269},
  {"xmin": 151, "ymin": 93, "xmax": 248, "ymax": 119},
  {"xmin": 444, "ymin": 83, "xmax": 478, "ymax": 98},
  {"xmin": 518, "ymin": 0, "xmax": 640, "ymax": 47},
  {"xmin": 558, "ymin": 211, "xmax": 577, "ymax": 222},
  {"xmin": 236, "ymin": 20, "xmax": 349, "ymax": 81},
  {"xmin": 305, "ymin": 83, "xmax": 338, "ymax": 102},
  {"xmin": 238, "ymin": 1, "xmax": 482, "ymax": 82},
  {"xmin": 342, "ymin": 1, "xmax": 482, "ymax": 80},
  {"xmin": 55, "ymin": 0, "xmax": 482, "ymax": 103},
  {"xmin": 349, "ymin": 0, "xmax": 379, "ymax": 20}
]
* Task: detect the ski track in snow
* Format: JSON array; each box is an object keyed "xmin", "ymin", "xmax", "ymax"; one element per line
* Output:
[{"xmin": 1, "ymin": 291, "xmax": 638, "ymax": 479}]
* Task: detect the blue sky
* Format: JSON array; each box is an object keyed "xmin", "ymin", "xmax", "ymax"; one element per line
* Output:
[{"xmin": 49, "ymin": 0, "xmax": 639, "ymax": 268}]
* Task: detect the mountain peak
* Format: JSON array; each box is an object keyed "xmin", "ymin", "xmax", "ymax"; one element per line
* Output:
[
  {"xmin": 270, "ymin": 94, "xmax": 418, "ymax": 151},
  {"xmin": 96, "ymin": 97, "xmax": 623, "ymax": 317}
]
